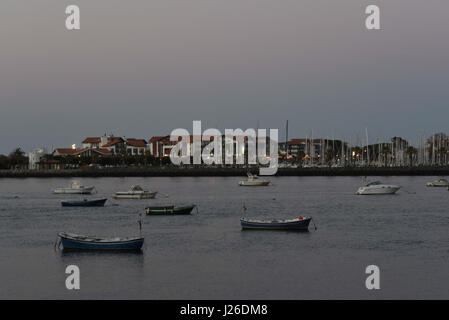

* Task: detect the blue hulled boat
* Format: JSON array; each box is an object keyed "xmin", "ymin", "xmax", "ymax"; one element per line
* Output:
[
  {"xmin": 61, "ymin": 198, "xmax": 107, "ymax": 207},
  {"xmin": 58, "ymin": 232, "xmax": 144, "ymax": 251},
  {"xmin": 240, "ymin": 216, "xmax": 313, "ymax": 231}
]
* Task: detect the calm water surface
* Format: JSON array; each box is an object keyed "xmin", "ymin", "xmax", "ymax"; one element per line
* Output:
[{"xmin": 0, "ymin": 176, "xmax": 448, "ymax": 299}]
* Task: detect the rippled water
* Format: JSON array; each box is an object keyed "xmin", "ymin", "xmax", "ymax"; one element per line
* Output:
[{"xmin": 0, "ymin": 176, "xmax": 448, "ymax": 299}]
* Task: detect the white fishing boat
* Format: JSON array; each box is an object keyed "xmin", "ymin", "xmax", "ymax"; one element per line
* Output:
[
  {"xmin": 53, "ymin": 181, "xmax": 95, "ymax": 194},
  {"xmin": 113, "ymin": 185, "xmax": 157, "ymax": 199},
  {"xmin": 356, "ymin": 181, "xmax": 401, "ymax": 195},
  {"xmin": 426, "ymin": 178, "xmax": 449, "ymax": 187},
  {"xmin": 238, "ymin": 173, "xmax": 270, "ymax": 186}
]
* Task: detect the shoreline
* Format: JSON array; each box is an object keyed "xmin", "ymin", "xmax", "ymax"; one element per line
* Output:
[{"xmin": 2, "ymin": 166, "xmax": 449, "ymax": 178}]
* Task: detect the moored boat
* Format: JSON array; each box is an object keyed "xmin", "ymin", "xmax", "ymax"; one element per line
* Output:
[
  {"xmin": 114, "ymin": 185, "xmax": 157, "ymax": 199},
  {"xmin": 61, "ymin": 198, "xmax": 107, "ymax": 207},
  {"xmin": 145, "ymin": 204, "xmax": 196, "ymax": 215},
  {"xmin": 426, "ymin": 178, "xmax": 449, "ymax": 187},
  {"xmin": 53, "ymin": 182, "xmax": 95, "ymax": 194},
  {"xmin": 240, "ymin": 216, "xmax": 313, "ymax": 231},
  {"xmin": 356, "ymin": 181, "xmax": 401, "ymax": 195},
  {"xmin": 238, "ymin": 173, "xmax": 270, "ymax": 186},
  {"xmin": 57, "ymin": 232, "xmax": 144, "ymax": 251}
]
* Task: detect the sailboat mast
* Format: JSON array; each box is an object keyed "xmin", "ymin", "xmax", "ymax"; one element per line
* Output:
[
  {"xmin": 285, "ymin": 120, "xmax": 289, "ymax": 159},
  {"xmin": 366, "ymin": 128, "xmax": 369, "ymax": 166}
]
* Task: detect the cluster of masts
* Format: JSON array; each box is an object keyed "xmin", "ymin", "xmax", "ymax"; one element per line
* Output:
[{"xmin": 281, "ymin": 126, "xmax": 449, "ymax": 167}]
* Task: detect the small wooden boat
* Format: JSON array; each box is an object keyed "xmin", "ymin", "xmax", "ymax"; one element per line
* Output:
[
  {"xmin": 145, "ymin": 204, "xmax": 196, "ymax": 215},
  {"xmin": 57, "ymin": 232, "xmax": 144, "ymax": 251},
  {"xmin": 240, "ymin": 216, "xmax": 313, "ymax": 231},
  {"xmin": 114, "ymin": 185, "xmax": 157, "ymax": 199},
  {"xmin": 238, "ymin": 173, "xmax": 270, "ymax": 186},
  {"xmin": 61, "ymin": 198, "xmax": 107, "ymax": 207},
  {"xmin": 53, "ymin": 181, "xmax": 95, "ymax": 194}
]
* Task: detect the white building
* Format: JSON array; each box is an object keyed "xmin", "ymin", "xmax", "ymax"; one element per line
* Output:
[{"xmin": 28, "ymin": 148, "xmax": 47, "ymax": 170}]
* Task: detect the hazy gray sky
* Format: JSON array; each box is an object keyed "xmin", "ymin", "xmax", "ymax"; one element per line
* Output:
[{"xmin": 1, "ymin": 0, "xmax": 448, "ymax": 154}]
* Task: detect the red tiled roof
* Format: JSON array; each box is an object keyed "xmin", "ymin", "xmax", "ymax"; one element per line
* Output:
[
  {"xmin": 102, "ymin": 138, "xmax": 123, "ymax": 147},
  {"xmin": 92, "ymin": 148, "xmax": 112, "ymax": 155},
  {"xmin": 54, "ymin": 148, "xmax": 78, "ymax": 155},
  {"xmin": 73, "ymin": 148, "xmax": 89, "ymax": 155},
  {"xmin": 149, "ymin": 136, "xmax": 170, "ymax": 143},
  {"xmin": 287, "ymin": 138, "xmax": 332, "ymax": 145},
  {"xmin": 54, "ymin": 147, "xmax": 112, "ymax": 156},
  {"xmin": 287, "ymin": 139, "xmax": 307, "ymax": 145},
  {"xmin": 126, "ymin": 139, "xmax": 147, "ymax": 147},
  {"xmin": 82, "ymin": 137, "xmax": 101, "ymax": 144}
]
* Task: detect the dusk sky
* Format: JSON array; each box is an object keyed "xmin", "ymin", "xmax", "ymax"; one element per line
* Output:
[{"xmin": 1, "ymin": 0, "xmax": 448, "ymax": 154}]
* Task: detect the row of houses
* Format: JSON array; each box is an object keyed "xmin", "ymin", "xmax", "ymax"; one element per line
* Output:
[
  {"xmin": 29, "ymin": 134, "xmax": 272, "ymax": 169},
  {"xmin": 53, "ymin": 135, "xmax": 149, "ymax": 157},
  {"xmin": 28, "ymin": 133, "xmax": 449, "ymax": 169},
  {"xmin": 54, "ymin": 134, "xmax": 258, "ymax": 159}
]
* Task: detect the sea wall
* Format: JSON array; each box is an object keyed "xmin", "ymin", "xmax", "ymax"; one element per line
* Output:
[{"xmin": 1, "ymin": 166, "xmax": 449, "ymax": 178}]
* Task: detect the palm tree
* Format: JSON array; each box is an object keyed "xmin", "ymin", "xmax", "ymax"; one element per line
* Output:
[
  {"xmin": 405, "ymin": 146, "xmax": 417, "ymax": 167},
  {"xmin": 297, "ymin": 150, "xmax": 305, "ymax": 166},
  {"xmin": 351, "ymin": 147, "xmax": 362, "ymax": 165},
  {"xmin": 8, "ymin": 147, "xmax": 28, "ymax": 168},
  {"xmin": 325, "ymin": 149, "xmax": 334, "ymax": 165},
  {"xmin": 437, "ymin": 147, "xmax": 447, "ymax": 166},
  {"xmin": 381, "ymin": 145, "xmax": 391, "ymax": 167}
]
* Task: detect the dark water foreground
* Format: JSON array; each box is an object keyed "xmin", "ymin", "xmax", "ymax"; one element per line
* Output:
[
  {"xmin": 2, "ymin": 166, "xmax": 449, "ymax": 178},
  {"xmin": 0, "ymin": 176, "xmax": 448, "ymax": 299}
]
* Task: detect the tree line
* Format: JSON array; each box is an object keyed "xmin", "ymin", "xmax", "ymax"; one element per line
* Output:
[{"xmin": 0, "ymin": 148, "xmax": 29, "ymax": 170}]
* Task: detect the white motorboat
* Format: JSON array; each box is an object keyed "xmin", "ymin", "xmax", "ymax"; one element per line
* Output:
[
  {"xmin": 426, "ymin": 178, "xmax": 449, "ymax": 187},
  {"xmin": 238, "ymin": 173, "xmax": 270, "ymax": 186},
  {"xmin": 53, "ymin": 181, "xmax": 95, "ymax": 194},
  {"xmin": 356, "ymin": 181, "xmax": 401, "ymax": 195},
  {"xmin": 113, "ymin": 185, "xmax": 158, "ymax": 199}
]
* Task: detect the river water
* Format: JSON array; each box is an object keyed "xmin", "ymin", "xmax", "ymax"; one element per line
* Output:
[{"xmin": 0, "ymin": 176, "xmax": 448, "ymax": 299}]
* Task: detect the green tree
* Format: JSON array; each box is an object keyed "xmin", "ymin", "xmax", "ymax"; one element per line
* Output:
[
  {"xmin": 405, "ymin": 146, "xmax": 417, "ymax": 167},
  {"xmin": 297, "ymin": 150, "xmax": 305, "ymax": 166},
  {"xmin": 351, "ymin": 146, "xmax": 362, "ymax": 165},
  {"xmin": 381, "ymin": 145, "xmax": 391, "ymax": 167},
  {"xmin": 437, "ymin": 147, "xmax": 447, "ymax": 166},
  {"xmin": 325, "ymin": 149, "xmax": 335, "ymax": 165},
  {"xmin": 8, "ymin": 148, "xmax": 28, "ymax": 168}
]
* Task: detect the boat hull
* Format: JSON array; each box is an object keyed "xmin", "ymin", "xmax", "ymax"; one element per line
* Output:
[
  {"xmin": 59, "ymin": 234, "xmax": 144, "ymax": 251},
  {"xmin": 146, "ymin": 205, "xmax": 196, "ymax": 215},
  {"xmin": 114, "ymin": 192, "xmax": 157, "ymax": 199},
  {"xmin": 238, "ymin": 181, "xmax": 270, "ymax": 186},
  {"xmin": 53, "ymin": 187, "xmax": 95, "ymax": 194},
  {"xmin": 240, "ymin": 218, "xmax": 311, "ymax": 230},
  {"xmin": 426, "ymin": 182, "xmax": 449, "ymax": 187},
  {"xmin": 356, "ymin": 186, "xmax": 400, "ymax": 195},
  {"xmin": 61, "ymin": 198, "xmax": 107, "ymax": 207}
]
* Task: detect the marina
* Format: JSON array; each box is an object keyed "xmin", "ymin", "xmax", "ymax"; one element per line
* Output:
[
  {"xmin": 1, "ymin": 176, "xmax": 448, "ymax": 299},
  {"xmin": 1, "ymin": 0, "xmax": 448, "ymax": 305}
]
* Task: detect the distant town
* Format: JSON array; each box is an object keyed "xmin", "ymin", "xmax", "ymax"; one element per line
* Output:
[{"xmin": 1, "ymin": 132, "xmax": 449, "ymax": 172}]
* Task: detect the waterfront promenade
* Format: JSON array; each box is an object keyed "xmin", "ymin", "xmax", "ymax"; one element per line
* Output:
[{"xmin": 2, "ymin": 166, "xmax": 449, "ymax": 178}]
